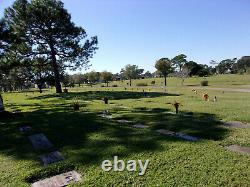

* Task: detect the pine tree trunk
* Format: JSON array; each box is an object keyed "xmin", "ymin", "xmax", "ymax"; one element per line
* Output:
[
  {"xmin": 164, "ymin": 76, "xmax": 167, "ymax": 86},
  {"xmin": 130, "ymin": 79, "xmax": 132, "ymax": 86},
  {"xmin": 50, "ymin": 44, "xmax": 62, "ymax": 93}
]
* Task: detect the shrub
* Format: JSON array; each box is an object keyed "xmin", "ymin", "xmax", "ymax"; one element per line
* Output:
[
  {"xmin": 151, "ymin": 81, "xmax": 156, "ymax": 85},
  {"xmin": 200, "ymin": 80, "xmax": 208, "ymax": 86},
  {"xmin": 136, "ymin": 82, "xmax": 148, "ymax": 86},
  {"xmin": 112, "ymin": 85, "xmax": 118, "ymax": 87},
  {"xmin": 101, "ymin": 85, "xmax": 105, "ymax": 87}
]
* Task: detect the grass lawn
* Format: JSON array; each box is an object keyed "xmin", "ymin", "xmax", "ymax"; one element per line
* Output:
[{"xmin": 0, "ymin": 74, "xmax": 250, "ymax": 186}]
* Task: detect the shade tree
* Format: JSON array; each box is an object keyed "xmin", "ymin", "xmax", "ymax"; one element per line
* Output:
[
  {"xmin": 155, "ymin": 58, "xmax": 173, "ymax": 86},
  {"xmin": 100, "ymin": 71, "xmax": 113, "ymax": 87},
  {"xmin": 120, "ymin": 64, "xmax": 144, "ymax": 86},
  {"xmin": 3, "ymin": 0, "xmax": 98, "ymax": 93}
]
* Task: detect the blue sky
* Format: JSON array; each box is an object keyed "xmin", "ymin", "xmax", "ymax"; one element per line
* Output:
[{"xmin": 1, "ymin": 0, "xmax": 250, "ymax": 73}]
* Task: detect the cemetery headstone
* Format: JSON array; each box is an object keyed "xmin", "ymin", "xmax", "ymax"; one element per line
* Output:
[
  {"xmin": 28, "ymin": 133, "xmax": 54, "ymax": 151},
  {"xmin": 39, "ymin": 151, "xmax": 65, "ymax": 166},
  {"xmin": 31, "ymin": 170, "xmax": 82, "ymax": 187}
]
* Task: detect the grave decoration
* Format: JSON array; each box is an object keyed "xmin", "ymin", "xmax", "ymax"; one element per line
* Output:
[
  {"xmin": 203, "ymin": 93, "xmax": 209, "ymax": 101},
  {"xmin": 213, "ymin": 96, "xmax": 217, "ymax": 102},
  {"xmin": 167, "ymin": 101, "xmax": 182, "ymax": 114},
  {"xmin": 72, "ymin": 102, "xmax": 80, "ymax": 111},
  {"xmin": 103, "ymin": 97, "xmax": 109, "ymax": 104}
]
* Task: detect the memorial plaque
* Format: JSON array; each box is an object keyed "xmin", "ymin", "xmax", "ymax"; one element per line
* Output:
[
  {"xmin": 28, "ymin": 133, "xmax": 53, "ymax": 151},
  {"xmin": 98, "ymin": 114, "xmax": 112, "ymax": 119},
  {"xmin": 156, "ymin": 129, "xmax": 200, "ymax": 141},
  {"xmin": 222, "ymin": 121, "xmax": 249, "ymax": 128},
  {"xmin": 32, "ymin": 170, "xmax": 82, "ymax": 187},
  {"xmin": 19, "ymin": 126, "xmax": 32, "ymax": 132},
  {"xmin": 226, "ymin": 145, "xmax": 250, "ymax": 155},
  {"xmin": 39, "ymin": 151, "xmax": 65, "ymax": 166},
  {"xmin": 117, "ymin": 119, "xmax": 133, "ymax": 124},
  {"xmin": 133, "ymin": 124, "xmax": 149, "ymax": 129},
  {"xmin": 175, "ymin": 132, "xmax": 200, "ymax": 141},
  {"xmin": 165, "ymin": 111, "xmax": 176, "ymax": 115},
  {"xmin": 156, "ymin": 129, "xmax": 175, "ymax": 136}
]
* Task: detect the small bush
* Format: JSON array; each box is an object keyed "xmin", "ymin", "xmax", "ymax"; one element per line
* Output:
[
  {"xmin": 200, "ymin": 80, "xmax": 208, "ymax": 86},
  {"xmin": 151, "ymin": 81, "xmax": 156, "ymax": 85},
  {"xmin": 136, "ymin": 82, "xmax": 148, "ymax": 86},
  {"xmin": 101, "ymin": 85, "xmax": 105, "ymax": 87},
  {"xmin": 112, "ymin": 85, "xmax": 118, "ymax": 87}
]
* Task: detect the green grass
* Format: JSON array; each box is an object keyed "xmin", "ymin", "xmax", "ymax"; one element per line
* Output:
[{"xmin": 0, "ymin": 74, "xmax": 250, "ymax": 186}]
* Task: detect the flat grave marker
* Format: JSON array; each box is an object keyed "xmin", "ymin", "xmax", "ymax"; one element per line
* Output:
[
  {"xmin": 222, "ymin": 121, "xmax": 249, "ymax": 128},
  {"xmin": 28, "ymin": 133, "xmax": 53, "ymax": 151},
  {"xmin": 226, "ymin": 145, "xmax": 250, "ymax": 155},
  {"xmin": 19, "ymin": 126, "xmax": 32, "ymax": 132},
  {"xmin": 31, "ymin": 170, "xmax": 82, "ymax": 187},
  {"xmin": 98, "ymin": 114, "xmax": 113, "ymax": 119},
  {"xmin": 117, "ymin": 119, "xmax": 133, "ymax": 124},
  {"xmin": 156, "ymin": 129, "xmax": 200, "ymax": 141},
  {"xmin": 175, "ymin": 132, "xmax": 200, "ymax": 141},
  {"xmin": 133, "ymin": 124, "xmax": 149, "ymax": 129},
  {"xmin": 156, "ymin": 129, "xmax": 175, "ymax": 136},
  {"xmin": 39, "ymin": 151, "xmax": 65, "ymax": 166}
]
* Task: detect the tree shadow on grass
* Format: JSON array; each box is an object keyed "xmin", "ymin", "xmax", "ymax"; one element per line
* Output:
[
  {"xmin": 0, "ymin": 103, "xmax": 230, "ymax": 182},
  {"xmin": 110, "ymin": 107, "xmax": 228, "ymax": 140},
  {"xmin": 29, "ymin": 91, "xmax": 181, "ymax": 102}
]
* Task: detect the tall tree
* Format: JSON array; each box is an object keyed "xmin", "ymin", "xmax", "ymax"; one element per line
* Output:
[
  {"xmin": 100, "ymin": 71, "xmax": 113, "ymax": 87},
  {"xmin": 236, "ymin": 56, "xmax": 250, "ymax": 73},
  {"xmin": 71, "ymin": 73, "xmax": 88, "ymax": 86},
  {"xmin": 155, "ymin": 58, "xmax": 173, "ymax": 86},
  {"xmin": 171, "ymin": 54, "xmax": 187, "ymax": 71},
  {"xmin": 3, "ymin": 0, "xmax": 98, "ymax": 93},
  {"xmin": 87, "ymin": 71, "xmax": 100, "ymax": 84},
  {"xmin": 120, "ymin": 64, "xmax": 144, "ymax": 86},
  {"xmin": 215, "ymin": 58, "xmax": 237, "ymax": 74}
]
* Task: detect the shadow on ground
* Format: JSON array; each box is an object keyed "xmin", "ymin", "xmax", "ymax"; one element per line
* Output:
[
  {"xmin": 0, "ymin": 91, "xmax": 229, "ymax": 182},
  {"xmin": 29, "ymin": 91, "xmax": 180, "ymax": 101}
]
